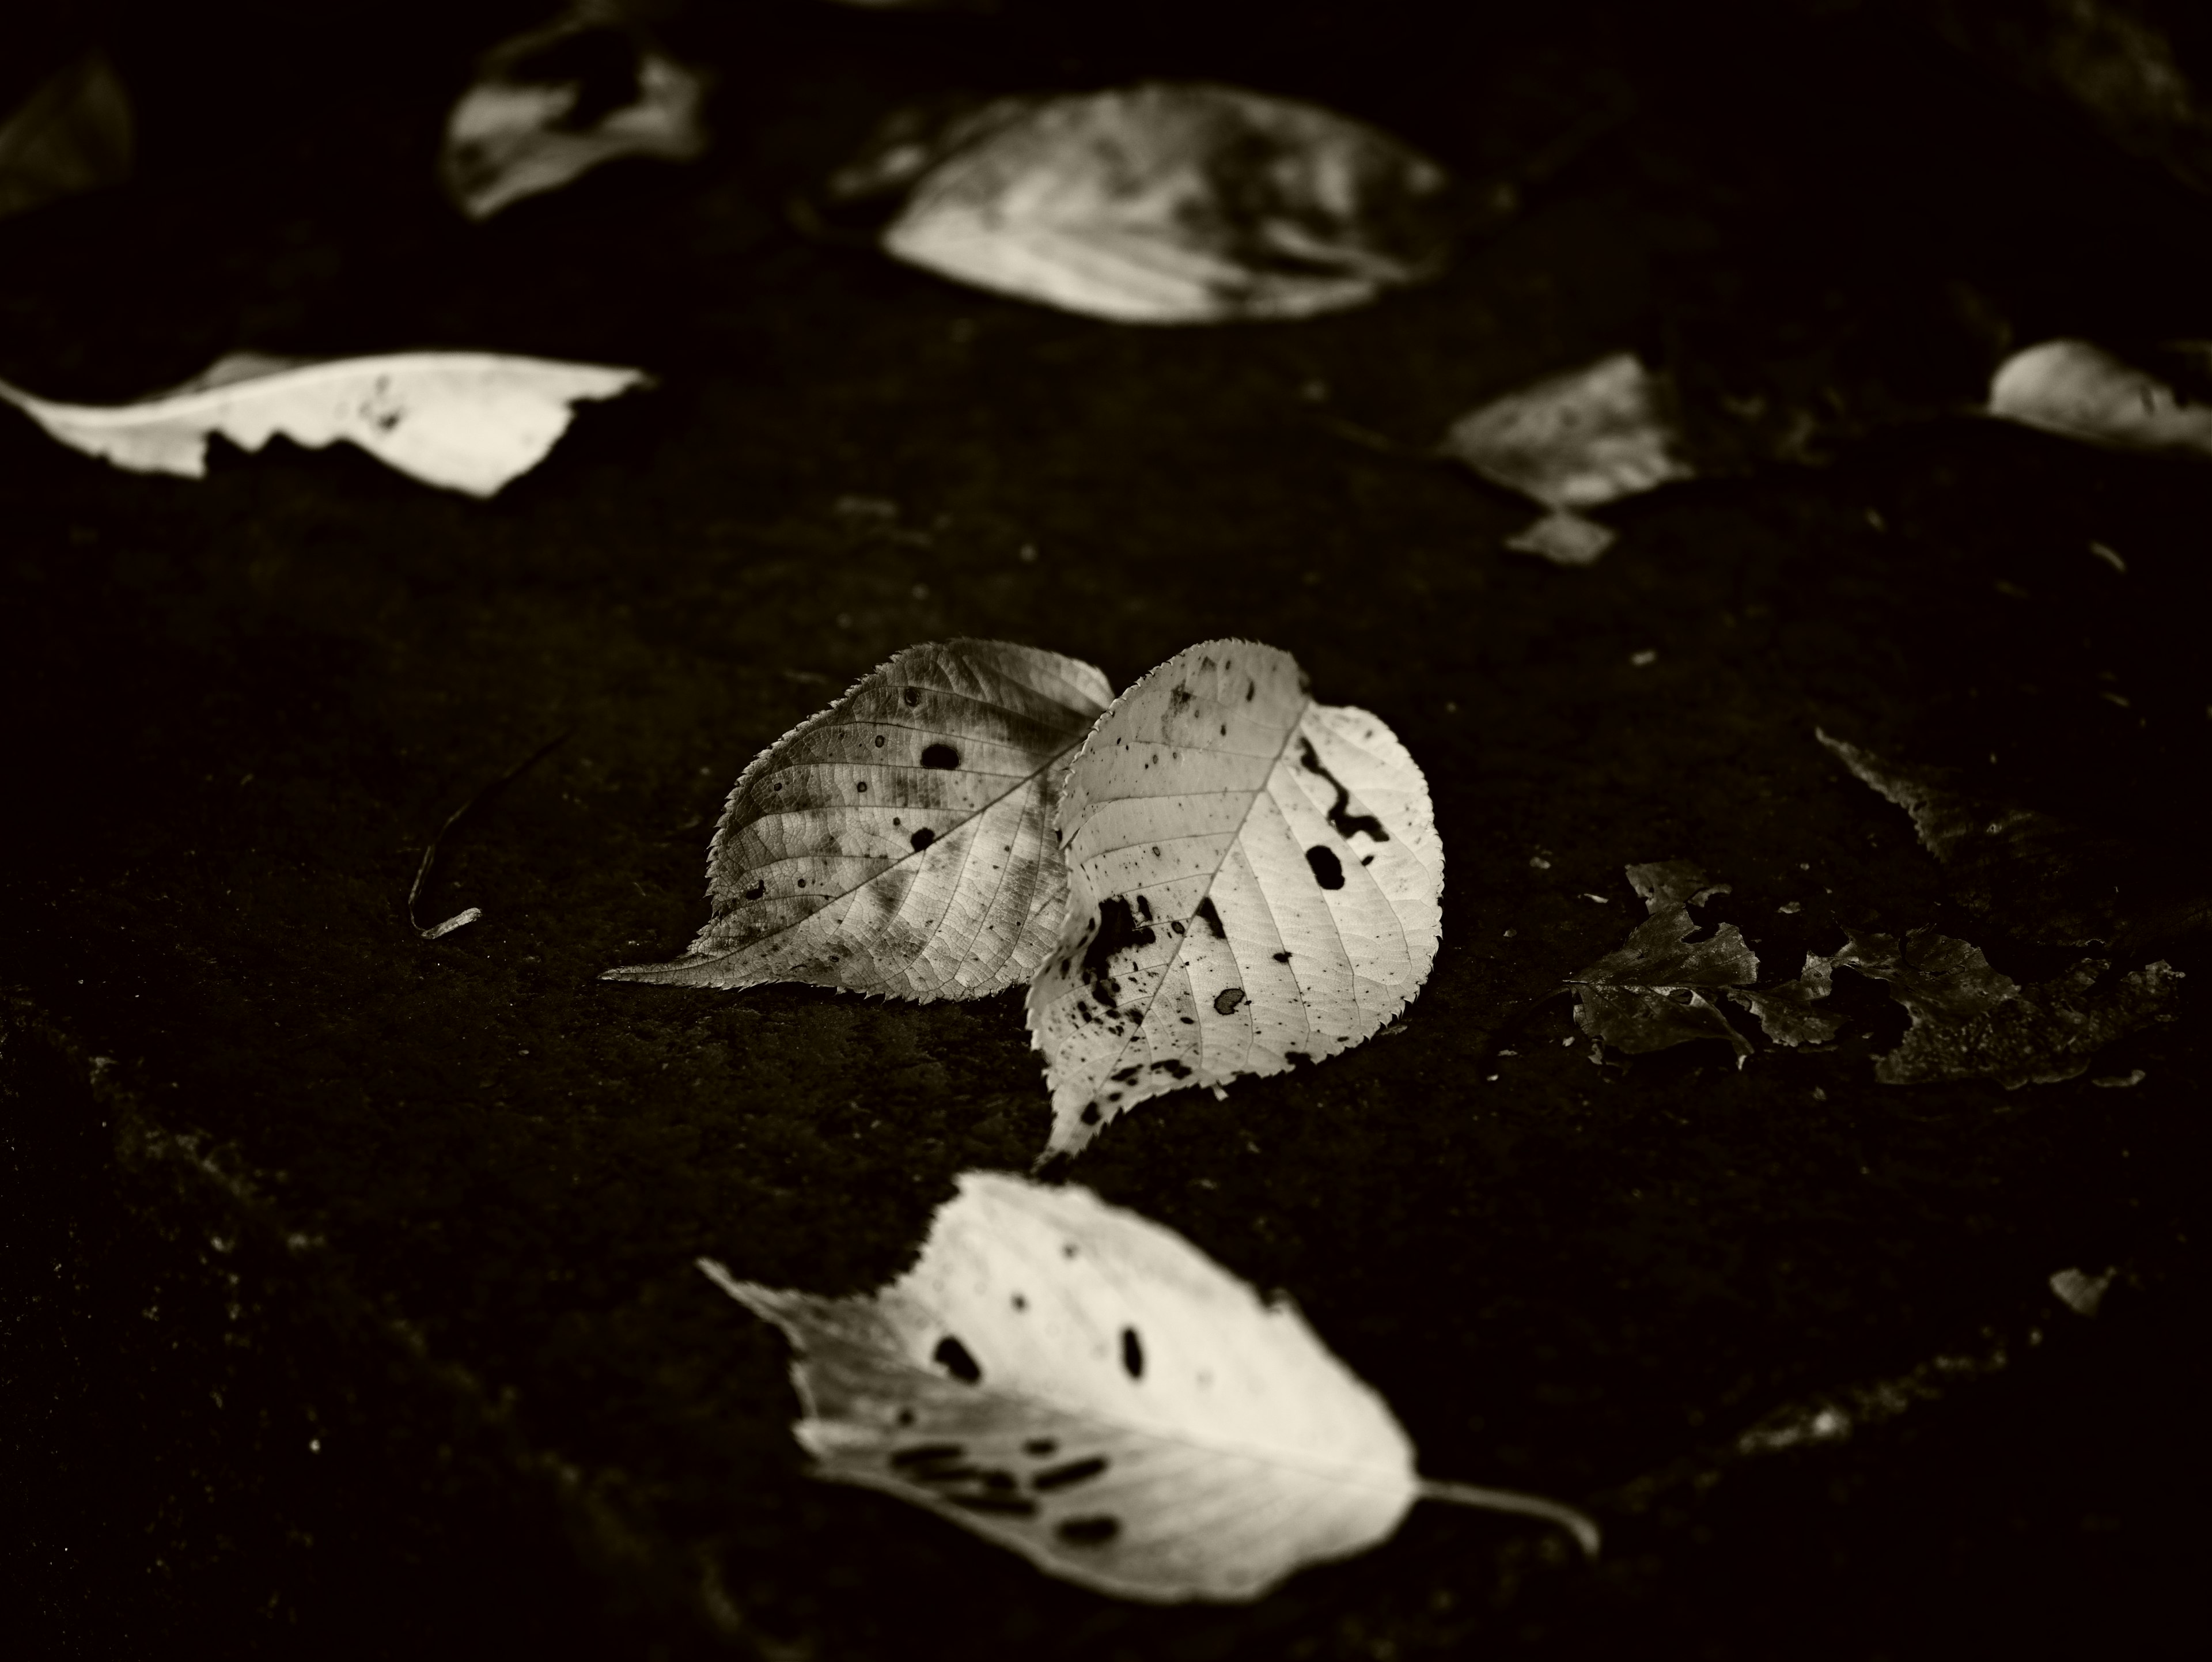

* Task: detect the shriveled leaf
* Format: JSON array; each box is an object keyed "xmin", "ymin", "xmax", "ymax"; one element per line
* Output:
[
  {"xmin": 858, "ymin": 82, "xmax": 1453, "ymax": 324},
  {"xmin": 1027, "ymin": 641, "xmax": 1441, "ymax": 1157},
  {"xmin": 607, "ymin": 641, "xmax": 1112, "ymax": 1000},
  {"xmin": 1728, "ymin": 955, "xmax": 1843, "ymax": 1047},
  {"xmin": 1817, "ymin": 729, "xmax": 2211, "ymax": 949},
  {"xmin": 0, "ymin": 48, "xmax": 131, "ymax": 222},
  {"xmin": 703, "ymin": 1170, "xmax": 1595, "ymax": 1603},
  {"xmin": 1567, "ymin": 861, "xmax": 1758, "ymax": 1062},
  {"xmin": 0, "ymin": 351, "xmax": 647, "ymax": 496},
  {"xmin": 1987, "ymin": 338, "xmax": 2212, "ymax": 456},
  {"xmin": 440, "ymin": 7, "xmax": 709, "ymax": 220},
  {"xmin": 1822, "ymin": 927, "xmax": 2183, "ymax": 1087}
]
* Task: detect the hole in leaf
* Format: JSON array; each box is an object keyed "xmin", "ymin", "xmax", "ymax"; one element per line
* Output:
[
  {"xmin": 1214, "ymin": 987, "xmax": 1246, "ymax": 1014},
  {"xmin": 933, "ymin": 1336, "xmax": 982, "ymax": 1383},
  {"xmin": 921, "ymin": 743, "xmax": 959, "ymax": 768},
  {"xmin": 1057, "ymin": 1516, "xmax": 1120, "ymax": 1547},
  {"xmin": 1032, "ymin": 1456, "xmax": 1109, "ymax": 1491},
  {"xmin": 1305, "ymin": 846, "xmax": 1345, "ymax": 889},
  {"xmin": 911, "ymin": 827, "xmax": 935, "ymax": 851},
  {"xmin": 1120, "ymin": 1327, "xmax": 1144, "ymax": 1379}
]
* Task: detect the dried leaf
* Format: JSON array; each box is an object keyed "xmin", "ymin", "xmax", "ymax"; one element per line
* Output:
[
  {"xmin": 440, "ymin": 7, "xmax": 709, "ymax": 221},
  {"xmin": 1816, "ymin": 729, "xmax": 2211, "ymax": 949},
  {"xmin": 0, "ymin": 351, "xmax": 648, "ymax": 496},
  {"xmin": 1728, "ymin": 954, "xmax": 1844, "ymax": 1047},
  {"xmin": 0, "ymin": 48, "xmax": 131, "ymax": 222},
  {"xmin": 607, "ymin": 641, "xmax": 1112, "ymax": 1000},
  {"xmin": 1821, "ymin": 927, "xmax": 2183, "ymax": 1087},
  {"xmin": 1567, "ymin": 861, "xmax": 1758, "ymax": 1062},
  {"xmin": 704, "ymin": 1170, "xmax": 1595, "ymax": 1603},
  {"xmin": 861, "ymin": 82, "xmax": 1454, "ymax": 324},
  {"xmin": 1026, "ymin": 641, "xmax": 1442, "ymax": 1157},
  {"xmin": 1987, "ymin": 338, "xmax": 2212, "ymax": 456}
]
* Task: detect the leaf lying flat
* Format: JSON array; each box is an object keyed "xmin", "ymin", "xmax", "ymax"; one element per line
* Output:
[
  {"xmin": 1026, "ymin": 641, "xmax": 1441, "ymax": 1157},
  {"xmin": 439, "ymin": 7, "xmax": 709, "ymax": 221},
  {"xmin": 0, "ymin": 351, "xmax": 647, "ymax": 496},
  {"xmin": 607, "ymin": 641, "xmax": 1112, "ymax": 1000},
  {"xmin": 1987, "ymin": 339, "xmax": 2212, "ymax": 457},
  {"xmin": 1817, "ymin": 729, "xmax": 2212, "ymax": 950},
  {"xmin": 868, "ymin": 82, "xmax": 1454, "ymax": 324},
  {"xmin": 1821, "ymin": 928, "xmax": 2182, "ymax": 1088},
  {"xmin": 0, "ymin": 48, "xmax": 131, "ymax": 223},
  {"xmin": 1567, "ymin": 861, "xmax": 1759, "ymax": 1062},
  {"xmin": 704, "ymin": 1171, "xmax": 1594, "ymax": 1603},
  {"xmin": 1728, "ymin": 955, "xmax": 1843, "ymax": 1048}
]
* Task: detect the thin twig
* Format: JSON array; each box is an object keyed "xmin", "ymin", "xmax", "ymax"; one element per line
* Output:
[
  {"xmin": 407, "ymin": 729, "xmax": 571, "ymax": 940},
  {"xmin": 1415, "ymin": 1478, "xmax": 1603, "ymax": 1559}
]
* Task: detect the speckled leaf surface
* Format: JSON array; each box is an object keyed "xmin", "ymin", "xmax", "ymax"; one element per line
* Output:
[
  {"xmin": 702, "ymin": 1171, "xmax": 1421, "ymax": 1603},
  {"xmin": 1026, "ymin": 641, "xmax": 1441, "ymax": 1157},
  {"xmin": 1568, "ymin": 861, "xmax": 1760, "ymax": 1062},
  {"xmin": 874, "ymin": 82, "xmax": 1453, "ymax": 324},
  {"xmin": 608, "ymin": 641, "xmax": 1112, "ymax": 1000},
  {"xmin": 0, "ymin": 350, "xmax": 648, "ymax": 496}
]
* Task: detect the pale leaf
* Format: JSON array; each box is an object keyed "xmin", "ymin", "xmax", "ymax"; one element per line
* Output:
[
  {"xmin": 703, "ymin": 1170, "xmax": 1596, "ymax": 1603},
  {"xmin": 607, "ymin": 641, "xmax": 1112, "ymax": 1000},
  {"xmin": 0, "ymin": 352, "xmax": 649, "ymax": 497},
  {"xmin": 0, "ymin": 48, "xmax": 132, "ymax": 222},
  {"xmin": 1566, "ymin": 861, "xmax": 1758, "ymax": 1062},
  {"xmin": 1441, "ymin": 351, "xmax": 1696, "ymax": 519},
  {"xmin": 1026, "ymin": 641, "xmax": 1441, "ymax": 1157},
  {"xmin": 440, "ymin": 8, "xmax": 709, "ymax": 221},
  {"xmin": 872, "ymin": 82, "xmax": 1454, "ymax": 324},
  {"xmin": 1986, "ymin": 338, "xmax": 2212, "ymax": 456}
]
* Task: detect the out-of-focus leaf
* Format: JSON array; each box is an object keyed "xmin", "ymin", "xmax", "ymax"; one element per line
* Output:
[
  {"xmin": 1728, "ymin": 955, "xmax": 1844, "ymax": 1047},
  {"xmin": 842, "ymin": 82, "xmax": 1454, "ymax": 324},
  {"xmin": 1567, "ymin": 861, "xmax": 1758, "ymax": 1063},
  {"xmin": 440, "ymin": 6, "xmax": 709, "ymax": 221},
  {"xmin": 1821, "ymin": 927, "xmax": 2182, "ymax": 1087},
  {"xmin": 608, "ymin": 641, "xmax": 1112, "ymax": 1000},
  {"xmin": 1027, "ymin": 641, "xmax": 1441, "ymax": 1157},
  {"xmin": 1440, "ymin": 353, "xmax": 1694, "ymax": 564},
  {"xmin": 1817, "ymin": 729, "xmax": 2212, "ymax": 949},
  {"xmin": 703, "ymin": 1169, "xmax": 1596, "ymax": 1603},
  {"xmin": 1987, "ymin": 338, "xmax": 2212, "ymax": 456},
  {"xmin": 0, "ymin": 47, "xmax": 131, "ymax": 222},
  {"xmin": 0, "ymin": 351, "xmax": 649, "ymax": 496}
]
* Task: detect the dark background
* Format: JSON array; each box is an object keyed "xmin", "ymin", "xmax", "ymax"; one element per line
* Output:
[{"xmin": 5, "ymin": 2, "xmax": 2207, "ymax": 1656}]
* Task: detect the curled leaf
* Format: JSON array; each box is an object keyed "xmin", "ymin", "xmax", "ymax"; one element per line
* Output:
[
  {"xmin": 0, "ymin": 351, "xmax": 648, "ymax": 496},
  {"xmin": 854, "ymin": 82, "xmax": 1454, "ymax": 324},
  {"xmin": 704, "ymin": 1170, "xmax": 1594, "ymax": 1603},
  {"xmin": 1986, "ymin": 338, "xmax": 2212, "ymax": 457},
  {"xmin": 440, "ymin": 6, "xmax": 709, "ymax": 221},
  {"xmin": 1026, "ymin": 640, "xmax": 1441, "ymax": 1157},
  {"xmin": 1822, "ymin": 927, "xmax": 2182, "ymax": 1087},
  {"xmin": 608, "ymin": 641, "xmax": 1112, "ymax": 1000},
  {"xmin": 1567, "ymin": 861, "xmax": 1758, "ymax": 1062},
  {"xmin": 0, "ymin": 47, "xmax": 132, "ymax": 222}
]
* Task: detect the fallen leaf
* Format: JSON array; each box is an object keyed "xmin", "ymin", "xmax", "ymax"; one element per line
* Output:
[
  {"xmin": 1728, "ymin": 954, "xmax": 1844, "ymax": 1048},
  {"xmin": 2048, "ymin": 1266, "xmax": 2114, "ymax": 1318},
  {"xmin": 607, "ymin": 641, "xmax": 1112, "ymax": 1000},
  {"xmin": 703, "ymin": 1170, "xmax": 1596, "ymax": 1603},
  {"xmin": 440, "ymin": 6, "xmax": 710, "ymax": 221},
  {"xmin": 0, "ymin": 351, "xmax": 649, "ymax": 496},
  {"xmin": 1820, "ymin": 927, "xmax": 2182, "ymax": 1087},
  {"xmin": 0, "ymin": 48, "xmax": 131, "ymax": 222},
  {"xmin": 1027, "ymin": 641, "xmax": 1442, "ymax": 1157},
  {"xmin": 1987, "ymin": 338, "xmax": 2212, "ymax": 456},
  {"xmin": 1440, "ymin": 353, "xmax": 1694, "ymax": 563},
  {"xmin": 845, "ymin": 82, "xmax": 1454, "ymax": 324},
  {"xmin": 1816, "ymin": 729, "xmax": 2212, "ymax": 949},
  {"xmin": 1567, "ymin": 861, "xmax": 1758, "ymax": 1062}
]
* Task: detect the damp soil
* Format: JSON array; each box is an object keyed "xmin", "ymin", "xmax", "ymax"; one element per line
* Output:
[{"xmin": 6, "ymin": 3, "xmax": 2208, "ymax": 1659}]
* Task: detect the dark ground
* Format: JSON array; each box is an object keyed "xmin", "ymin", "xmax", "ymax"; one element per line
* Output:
[{"xmin": 4, "ymin": 2, "xmax": 2208, "ymax": 1657}]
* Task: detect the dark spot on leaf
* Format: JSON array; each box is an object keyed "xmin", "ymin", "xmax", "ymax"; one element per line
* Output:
[
  {"xmin": 1219, "ymin": 723, "xmax": 1227, "ymax": 735},
  {"xmin": 1058, "ymin": 1517, "xmax": 1120, "ymax": 1547},
  {"xmin": 911, "ymin": 827, "xmax": 935, "ymax": 851},
  {"xmin": 949, "ymin": 1494, "xmax": 1038, "ymax": 1516},
  {"xmin": 1033, "ymin": 1456, "xmax": 1109, "ymax": 1491},
  {"xmin": 1194, "ymin": 897, "xmax": 1226, "ymax": 938},
  {"xmin": 1272, "ymin": 950, "xmax": 1291, "ymax": 963},
  {"xmin": 1081, "ymin": 1104, "xmax": 1100, "ymax": 1125},
  {"xmin": 896, "ymin": 1409, "xmax": 915, "ymax": 1426},
  {"xmin": 1306, "ymin": 846, "xmax": 1345, "ymax": 889},
  {"xmin": 1121, "ymin": 1327, "xmax": 1144, "ymax": 1379},
  {"xmin": 1362, "ymin": 854, "xmax": 1374, "ymax": 866},
  {"xmin": 856, "ymin": 781, "xmax": 868, "ymax": 792},
  {"xmin": 1110, "ymin": 1065, "xmax": 1143, "ymax": 1084},
  {"xmin": 1298, "ymin": 739, "xmax": 1388, "ymax": 843},
  {"xmin": 921, "ymin": 743, "xmax": 959, "ymax": 769},
  {"xmin": 1150, "ymin": 1059, "xmax": 1192, "ymax": 1078},
  {"xmin": 743, "ymin": 880, "xmax": 765, "ymax": 900},
  {"xmin": 1245, "ymin": 679, "xmax": 1256, "ymax": 701},
  {"xmin": 1171, "ymin": 920, "xmax": 1185, "ymax": 936},
  {"xmin": 891, "ymin": 1443, "xmax": 966, "ymax": 1468},
  {"xmin": 1063, "ymin": 1243, "xmax": 1078, "ymax": 1258},
  {"xmin": 981, "ymin": 1470, "xmax": 1017, "ymax": 1491},
  {"xmin": 1024, "ymin": 1438, "xmax": 1058, "ymax": 1457},
  {"xmin": 874, "ymin": 735, "xmax": 886, "ymax": 747},
  {"xmin": 1168, "ymin": 683, "xmax": 1194, "ymax": 712},
  {"xmin": 1214, "ymin": 987, "xmax": 1246, "ymax": 1014},
  {"xmin": 933, "ymin": 1336, "xmax": 982, "ymax": 1384},
  {"xmin": 1080, "ymin": 895, "xmax": 1153, "ymax": 1010},
  {"xmin": 1012, "ymin": 1293, "xmax": 1026, "ymax": 1311},
  {"xmin": 1135, "ymin": 895, "xmax": 1152, "ymax": 921},
  {"xmin": 902, "ymin": 688, "xmax": 921, "ymax": 707}
]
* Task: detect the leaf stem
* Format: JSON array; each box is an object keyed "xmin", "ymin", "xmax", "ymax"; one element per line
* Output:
[
  {"xmin": 407, "ymin": 729, "xmax": 570, "ymax": 938},
  {"xmin": 1415, "ymin": 1478, "xmax": 1602, "ymax": 1559}
]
